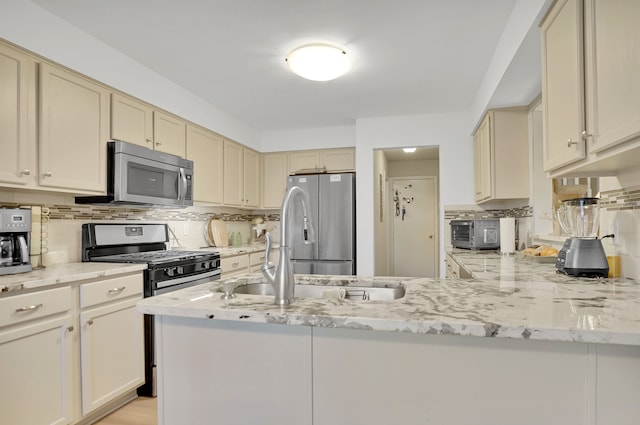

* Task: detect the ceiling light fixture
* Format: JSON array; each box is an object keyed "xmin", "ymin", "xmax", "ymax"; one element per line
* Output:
[
  {"xmin": 285, "ymin": 43, "xmax": 351, "ymax": 82},
  {"xmin": 403, "ymin": 148, "xmax": 417, "ymax": 153}
]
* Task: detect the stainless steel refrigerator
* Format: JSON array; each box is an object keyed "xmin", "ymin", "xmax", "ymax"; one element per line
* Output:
[{"xmin": 287, "ymin": 173, "xmax": 356, "ymax": 275}]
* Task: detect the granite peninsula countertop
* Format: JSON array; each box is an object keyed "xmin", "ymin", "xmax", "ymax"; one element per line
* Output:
[
  {"xmin": 0, "ymin": 262, "xmax": 147, "ymax": 296},
  {"xmin": 137, "ymin": 249, "xmax": 640, "ymax": 346}
]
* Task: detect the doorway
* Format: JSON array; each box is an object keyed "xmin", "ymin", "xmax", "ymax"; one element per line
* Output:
[
  {"xmin": 373, "ymin": 147, "xmax": 440, "ymax": 278},
  {"xmin": 390, "ymin": 177, "xmax": 438, "ymax": 277}
]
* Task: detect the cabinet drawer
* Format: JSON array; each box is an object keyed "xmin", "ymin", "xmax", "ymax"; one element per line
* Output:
[
  {"xmin": 80, "ymin": 274, "xmax": 143, "ymax": 309},
  {"xmin": 249, "ymin": 251, "xmax": 267, "ymax": 267},
  {"xmin": 0, "ymin": 286, "xmax": 71, "ymax": 328},
  {"xmin": 221, "ymin": 255, "xmax": 250, "ymax": 274}
]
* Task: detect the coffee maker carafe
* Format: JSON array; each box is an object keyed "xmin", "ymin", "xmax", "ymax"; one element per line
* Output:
[
  {"xmin": 0, "ymin": 208, "xmax": 32, "ymax": 275},
  {"xmin": 555, "ymin": 198, "xmax": 609, "ymax": 277}
]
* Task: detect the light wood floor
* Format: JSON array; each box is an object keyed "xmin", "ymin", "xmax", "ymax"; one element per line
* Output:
[{"xmin": 93, "ymin": 397, "xmax": 157, "ymax": 425}]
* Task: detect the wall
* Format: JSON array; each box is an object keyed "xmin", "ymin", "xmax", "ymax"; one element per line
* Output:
[
  {"xmin": 0, "ymin": 0, "xmax": 259, "ymax": 149},
  {"xmin": 373, "ymin": 150, "xmax": 389, "ymax": 275},
  {"xmin": 598, "ymin": 168, "xmax": 640, "ymax": 280},
  {"xmin": 356, "ymin": 112, "xmax": 474, "ymax": 276},
  {"xmin": 260, "ymin": 126, "xmax": 355, "ymax": 152},
  {"xmin": 388, "ymin": 159, "xmax": 439, "ymax": 178}
]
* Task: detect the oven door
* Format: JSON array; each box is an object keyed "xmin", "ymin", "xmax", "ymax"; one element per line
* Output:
[
  {"xmin": 451, "ymin": 221, "xmax": 473, "ymax": 249},
  {"xmin": 152, "ymin": 269, "xmax": 220, "ymax": 295},
  {"xmin": 114, "ymin": 152, "xmax": 192, "ymax": 207}
]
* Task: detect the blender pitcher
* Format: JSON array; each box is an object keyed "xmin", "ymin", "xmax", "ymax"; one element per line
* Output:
[{"xmin": 561, "ymin": 198, "xmax": 600, "ymax": 238}]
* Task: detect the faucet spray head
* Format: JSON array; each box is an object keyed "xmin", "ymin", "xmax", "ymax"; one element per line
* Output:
[{"xmin": 302, "ymin": 217, "xmax": 315, "ymax": 244}]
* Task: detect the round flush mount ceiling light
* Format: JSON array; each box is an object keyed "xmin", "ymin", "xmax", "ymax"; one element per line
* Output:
[
  {"xmin": 403, "ymin": 147, "xmax": 417, "ymax": 153},
  {"xmin": 285, "ymin": 43, "xmax": 351, "ymax": 81}
]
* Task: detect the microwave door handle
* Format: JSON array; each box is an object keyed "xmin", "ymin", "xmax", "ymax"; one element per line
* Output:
[
  {"xmin": 178, "ymin": 168, "xmax": 187, "ymax": 201},
  {"xmin": 18, "ymin": 235, "xmax": 29, "ymax": 263}
]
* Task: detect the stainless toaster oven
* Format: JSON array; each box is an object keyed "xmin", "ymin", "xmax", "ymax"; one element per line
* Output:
[{"xmin": 450, "ymin": 219, "xmax": 500, "ymax": 250}]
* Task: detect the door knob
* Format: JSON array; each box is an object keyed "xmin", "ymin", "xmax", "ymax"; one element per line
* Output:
[{"xmin": 428, "ymin": 235, "xmax": 433, "ymax": 239}]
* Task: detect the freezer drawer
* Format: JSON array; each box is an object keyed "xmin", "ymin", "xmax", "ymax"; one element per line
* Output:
[{"xmin": 292, "ymin": 260, "xmax": 354, "ymax": 275}]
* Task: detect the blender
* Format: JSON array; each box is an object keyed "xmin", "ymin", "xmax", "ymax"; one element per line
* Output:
[{"xmin": 555, "ymin": 198, "xmax": 609, "ymax": 277}]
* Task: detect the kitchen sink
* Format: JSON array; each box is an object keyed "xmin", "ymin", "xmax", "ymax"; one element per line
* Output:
[{"xmin": 231, "ymin": 282, "xmax": 405, "ymax": 301}]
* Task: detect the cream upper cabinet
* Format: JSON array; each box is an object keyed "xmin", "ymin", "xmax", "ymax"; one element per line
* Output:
[
  {"xmin": 186, "ymin": 125, "xmax": 223, "ymax": 204},
  {"xmin": 0, "ymin": 42, "xmax": 37, "ymax": 187},
  {"xmin": 584, "ymin": 0, "xmax": 640, "ymax": 154},
  {"xmin": 111, "ymin": 93, "xmax": 186, "ymax": 157},
  {"xmin": 39, "ymin": 63, "xmax": 108, "ymax": 193},
  {"xmin": 223, "ymin": 140, "xmax": 243, "ymax": 207},
  {"xmin": 320, "ymin": 148, "xmax": 355, "ymax": 172},
  {"xmin": 541, "ymin": 0, "xmax": 586, "ymax": 172},
  {"xmin": 541, "ymin": 0, "xmax": 640, "ymax": 177},
  {"xmin": 472, "ymin": 108, "xmax": 529, "ymax": 203},
  {"xmin": 154, "ymin": 111, "xmax": 186, "ymax": 157},
  {"xmin": 288, "ymin": 148, "xmax": 355, "ymax": 174},
  {"xmin": 289, "ymin": 151, "xmax": 320, "ymax": 174},
  {"xmin": 243, "ymin": 148, "xmax": 260, "ymax": 208},
  {"xmin": 473, "ymin": 114, "xmax": 491, "ymax": 202},
  {"xmin": 262, "ymin": 153, "xmax": 288, "ymax": 209},
  {"xmin": 111, "ymin": 93, "xmax": 154, "ymax": 148}
]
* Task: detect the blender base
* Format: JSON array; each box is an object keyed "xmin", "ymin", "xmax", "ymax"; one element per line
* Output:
[{"xmin": 556, "ymin": 238, "xmax": 609, "ymax": 278}]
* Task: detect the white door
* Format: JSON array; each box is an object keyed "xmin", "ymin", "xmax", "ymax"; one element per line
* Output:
[{"xmin": 390, "ymin": 177, "xmax": 438, "ymax": 277}]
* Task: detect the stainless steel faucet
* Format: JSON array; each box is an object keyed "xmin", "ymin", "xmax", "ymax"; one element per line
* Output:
[{"xmin": 262, "ymin": 185, "xmax": 315, "ymax": 305}]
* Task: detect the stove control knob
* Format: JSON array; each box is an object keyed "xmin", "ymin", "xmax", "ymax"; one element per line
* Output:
[
  {"xmin": 166, "ymin": 267, "xmax": 176, "ymax": 277},
  {"xmin": 176, "ymin": 266, "xmax": 184, "ymax": 275}
]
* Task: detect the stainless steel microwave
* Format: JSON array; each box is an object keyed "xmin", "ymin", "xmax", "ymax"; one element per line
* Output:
[
  {"xmin": 450, "ymin": 219, "xmax": 500, "ymax": 250},
  {"xmin": 76, "ymin": 140, "xmax": 194, "ymax": 207}
]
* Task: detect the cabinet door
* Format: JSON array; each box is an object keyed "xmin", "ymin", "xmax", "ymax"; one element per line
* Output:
[
  {"xmin": 0, "ymin": 315, "xmax": 74, "ymax": 425},
  {"xmin": 0, "ymin": 43, "xmax": 36, "ymax": 186},
  {"xmin": 541, "ymin": 0, "xmax": 586, "ymax": 172},
  {"xmin": 262, "ymin": 153, "xmax": 288, "ymax": 209},
  {"xmin": 289, "ymin": 151, "xmax": 320, "ymax": 174},
  {"xmin": 153, "ymin": 111, "xmax": 186, "ymax": 157},
  {"xmin": 186, "ymin": 125, "xmax": 223, "ymax": 204},
  {"xmin": 39, "ymin": 63, "xmax": 108, "ymax": 192},
  {"xmin": 223, "ymin": 140, "xmax": 243, "ymax": 206},
  {"xmin": 243, "ymin": 148, "xmax": 260, "ymax": 207},
  {"xmin": 585, "ymin": 0, "xmax": 640, "ymax": 153},
  {"xmin": 321, "ymin": 148, "xmax": 355, "ymax": 172},
  {"xmin": 473, "ymin": 115, "xmax": 491, "ymax": 202},
  {"xmin": 80, "ymin": 298, "xmax": 144, "ymax": 415},
  {"xmin": 111, "ymin": 93, "xmax": 153, "ymax": 148}
]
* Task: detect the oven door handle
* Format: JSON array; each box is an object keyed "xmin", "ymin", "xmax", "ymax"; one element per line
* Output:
[{"xmin": 154, "ymin": 269, "xmax": 221, "ymax": 290}]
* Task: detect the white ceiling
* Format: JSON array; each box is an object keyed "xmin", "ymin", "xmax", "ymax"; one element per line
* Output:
[{"xmin": 31, "ymin": 0, "xmax": 538, "ymax": 133}]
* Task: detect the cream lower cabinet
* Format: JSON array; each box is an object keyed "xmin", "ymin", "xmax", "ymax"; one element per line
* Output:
[
  {"xmin": 444, "ymin": 253, "xmax": 460, "ymax": 278},
  {"xmin": 473, "ymin": 108, "xmax": 529, "ymax": 203},
  {"xmin": 0, "ymin": 42, "xmax": 37, "ymax": 187},
  {"xmin": 542, "ymin": 0, "xmax": 640, "ymax": 177},
  {"xmin": 221, "ymin": 253, "xmax": 250, "ymax": 277},
  {"xmin": 186, "ymin": 125, "xmax": 223, "ymax": 204},
  {"xmin": 78, "ymin": 274, "xmax": 144, "ymax": 416},
  {"xmin": 39, "ymin": 63, "xmax": 108, "ymax": 193},
  {"xmin": 0, "ymin": 287, "xmax": 74, "ymax": 425}
]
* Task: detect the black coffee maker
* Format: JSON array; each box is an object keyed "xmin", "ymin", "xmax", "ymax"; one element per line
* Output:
[{"xmin": 0, "ymin": 208, "xmax": 32, "ymax": 275}]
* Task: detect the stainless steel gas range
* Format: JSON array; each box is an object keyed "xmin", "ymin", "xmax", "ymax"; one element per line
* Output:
[{"xmin": 82, "ymin": 222, "xmax": 220, "ymax": 396}]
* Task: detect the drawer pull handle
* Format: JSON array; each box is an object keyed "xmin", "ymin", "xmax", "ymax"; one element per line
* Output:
[
  {"xmin": 232, "ymin": 262, "xmax": 239, "ymax": 267},
  {"xmin": 15, "ymin": 303, "xmax": 43, "ymax": 313},
  {"xmin": 108, "ymin": 286, "xmax": 126, "ymax": 294}
]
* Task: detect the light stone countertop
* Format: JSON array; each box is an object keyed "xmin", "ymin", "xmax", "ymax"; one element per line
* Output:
[
  {"xmin": 137, "ymin": 249, "xmax": 640, "ymax": 346},
  {"xmin": 0, "ymin": 262, "xmax": 147, "ymax": 296}
]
